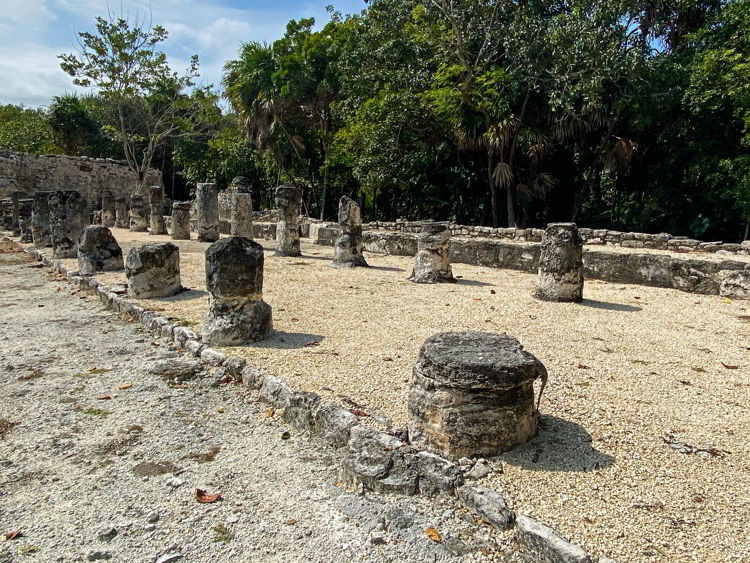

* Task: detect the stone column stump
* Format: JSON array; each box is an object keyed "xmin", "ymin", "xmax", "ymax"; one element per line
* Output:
[
  {"xmin": 125, "ymin": 243, "xmax": 181, "ymax": 298},
  {"xmin": 77, "ymin": 225, "xmax": 123, "ymax": 275},
  {"xmin": 129, "ymin": 195, "xmax": 149, "ymax": 232},
  {"xmin": 1, "ymin": 200, "xmax": 12, "ymax": 230},
  {"xmin": 149, "ymin": 186, "xmax": 167, "ymax": 235},
  {"xmin": 101, "ymin": 191, "xmax": 116, "ymax": 228},
  {"xmin": 196, "ymin": 182, "xmax": 220, "ymax": 242},
  {"xmin": 31, "ymin": 193, "xmax": 52, "ymax": 247},
  {"xmin": 49, "ymin": 191, "xmax": 87, "ymax": 258},
  {"xmin": 274, "ymin": 185, "xmax": 302, "ymax": 256},
  {"xmin": 332, "ymin": 196, "xmax": 368, "ymax": 268},
  {"xmin": 408, "ymin": 331, "xmax": 547, "ymax": 459},
  {"xmin": 115, "ymin": 199, "xmax": 129, "ymax": 228},
  {"xmin": 11, "ymin": 192, "xmax": 21, "ymax": 236},
  {"xmin": 536, "ymin": 222, "xmax": 584, "ymax": 302},
  {"xmin": 409, "ymin": 223, "xmax": 455, "ymax": 283},
  {"xmin": 171, "ymin": 201, "xmax": 192, "ymax": 240},
  {"xmin": 202, "ymin": 237, "xmax": 272, "ymax": 345},
  {"xmin": 229, "ymin": 185, "xmax": 253, "ymax": 239},
  {"xmin": 18, "ymin": 200, "xmax": 33, "ymax": 242}
]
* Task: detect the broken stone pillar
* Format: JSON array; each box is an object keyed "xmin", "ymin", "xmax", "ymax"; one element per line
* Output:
[
  {"xmin": 171, "ymin": 201, "xmax": 191, "ymax": 240},
  {"xmin": 1, "ymin": 200, "xmax": 12, "ymax": 230},
  {"xmin": 229, "ymin": 178, "xmax": 253, "ymax": 239},
  {"xmin": 332, "ymin": 196, "xmax": 368, "ymax": 268},
  {"xmin": 31, "ymin": 193, "xmax": 52, "ymax": 247},
  {"xmin": 202, "ymin": 237, "xmax": 273, "ymax": 345},
  {"xmin": 149, "ymin": 186, "xmax": 167, "ymax": 235},
  {"xmin": 11, "ymin": 192, "xmax": 20, "ymax": 236},
  {"xmin": 101, "ymin": 191, "xmax": 116, "ymax": 228},
  {"xmin": 18, "ymin": 200, "xmax": 33, "ymax": 242},
  {"xmin": 129, "ymin": 195, "xmax": 149, "ymax": 232},
  {"xmin": 408, "ymin": 223, "xmax": 455, "ymax": 283},
  {"xmin": 196, "ymin": 182, "xmax": 220, "ymax": 242},
  {"xmin": 77, "ymin": 225, "xmax": 123, "ymax": 275},
  {"xmin": 49, "ymin": 191, "xmax": 87, "ymax": 258},
  {"xmin": 536, "ymin": 222, "xmax": 584, "ymax": 302},
  {"xmin": 275, "ymin": 185, "xmax": 302, "ymax": 256},
  {"xmin": 115, "ymin": 198, "xmax": 129, "ymax": 228},
  {"xmin": 125, "ymin": 243, "xmax": 181, "ymax": 298},
  {"xmin": 408, "ymin": 331, "xmax": 547, "ymax": 459}
]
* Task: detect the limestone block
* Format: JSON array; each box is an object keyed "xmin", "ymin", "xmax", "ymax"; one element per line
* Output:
[
  {"xmin": 409, "ymin": 223, "xmax": 455, "ymax": 283},
  {"xmin": 230, "ymin": 192, "xmax": 253, "ymax": 238},
  {"xmin": 129, "ymin": 195, "xmax": 148, "ymax": 232},
  {"xmin": 115, "ymin": 199, "xmax": 129, "ymax": 228},
  {"xmin": 275, "ymin": 185, "xmax": 302, "ymax": 256},
  {"xmin": 149, "ymin": 186, "xmax": 167, "ymax": 235},
  {"xmin": 77, "ymin": 226, "xmax": 124, "ymax": 275},
  {"xmin": 196, "ymin": 183, "xmax": 220, "ymax": 242},
  {"xmin": 537, "ymin": 223, "xmax": 583, "ymax": 302},
  {"xmin": 49, "ymin": 190, "xmax": 87, "ymax": 258},
  {"xmin": 171, "ymin": 201, "xmax": 191, "ymax": 240},
  {"xmin": 125, "ymin": 243, "xmax": 181, "ymax": 298},
  {"xmin": 31, "ymin": 192, "xmax": 51, "ymax": 247},
  {"xmin": 332, "ymin": 196, "xmax": 367, "ymax": 268}
]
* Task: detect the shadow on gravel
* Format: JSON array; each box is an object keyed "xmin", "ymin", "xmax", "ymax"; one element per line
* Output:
[
  {"xmin": 579, "ymin": 298, "xmax": 641, "ymax": 312},
  {"xmin": 497, "ymin": 415, "xmax": 615, "ymax": 472},
  {"xmin": 455, "ymin": 278, "xmax": 496, "ymax": 287},
  {"xmin": 368, "ymin": 265, "xmax": 407, "ymax": 273},
  {"xmin": 164, "ymin": 288, "xmax": 208, "ymax": 302},
  {"xmin": 246, "ymin": 331, "xmax": 326, "ymax": 350}
]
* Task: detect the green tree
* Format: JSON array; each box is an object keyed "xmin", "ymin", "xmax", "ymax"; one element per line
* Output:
[{"xmin": 0, "ymin": 105, "xmax": 59, "ymax": 154}]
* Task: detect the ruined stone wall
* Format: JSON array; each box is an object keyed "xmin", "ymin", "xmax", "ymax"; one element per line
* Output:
[
  {"xmin": 0, "ymin": 151, "xmax": 162, "ymax": 202},
  {"xmin": 365, "ymin": 220, "xmax": 750, "ymax": 256}
]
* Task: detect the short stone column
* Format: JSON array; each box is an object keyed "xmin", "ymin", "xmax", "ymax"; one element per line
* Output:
[
  {"xmin": 536, "ymin": 222, "xmax": 584, "ymax": 302},
  {"xmin": 77, "ymin": 225, "xmax": 123, "ymax": 275},
  {"xmin": 101, "ymin": 191, "xmax": 116, "ymax": 228},
  {"xmin": 49, "ymin": 191, "xmax": 87, "ymax": 258},
  {"xmin": 125, "ymin": 243, "xmax": 181, "ymax": 298},
  {"xmin": 332, "ymin": 196, "xmax": 368, "ymax": 268},
  {"xmin": 408, "ymin": 223, "xmax": 455, "ymax": 283},
  {"xmin": 171, "ymin": 201, "xmax": 191, "ymax": 240},
  {"xmin": 408, "ymin": 331, "xmax": 546, "ymax": 459},
  {"xmin": 229, "ymin": 180, "xmax": 253, "ymax": 239},
  {"xmin": 18, "ymin": 200, "xmax": 33, "ymax": 242},
  {"xmin": 202, "ymin": 237, "xmax": 273, "ymax": 345},
  {"xmin": 11, "ymin": 192, "xmax": 21, "ymax": 236},
  {"xmin": 115, "ymin": 199, "xmax": 129, "ymax": 228},
  {"xmin": 31, "ymin": 193, "xmax": 52, "ymax": 247},
  {"xmin": 196, "ymin": 182, "xmax": 220, "ymax": 242},
  {"xmin": 149, "ymin": 186, "xmax": 167, "ymax": 235},
  {"xmin": 1, "ymin": 200, "xmax": 12, "ymax": 230},
  {"xmin": 275, "ymin": 185, "xmax": 301, "ymax": 256},
  {"xmin": 129, "ymin": 195, "xmax": 149, "ymax": 232}
]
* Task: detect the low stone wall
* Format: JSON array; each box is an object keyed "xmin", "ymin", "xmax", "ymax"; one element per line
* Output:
[{"xmin": 365, "ymin": 220, "xmax": 750, "ymax": 257}]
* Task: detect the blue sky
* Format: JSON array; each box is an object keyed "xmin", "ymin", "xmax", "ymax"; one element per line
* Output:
[{"xmin": 0, "ymin": 0, "xmax": 365, "ymax": 108}]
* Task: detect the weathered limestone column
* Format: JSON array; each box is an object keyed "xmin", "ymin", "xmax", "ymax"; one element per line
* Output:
[
  {"xmin": 171, "ymin": 201, "xmax": 191, "ymax": 240},
  {"xmin": 125, "ymin": 243, "xmax": 181, "ymax": 298},
  {"xmin": 408, "ymin": 223, "xmax": 455, "ymax": 283},
  {"xmin": 229, "ymin": 177, "xmax": 253, "ymax": 238},
  {"xmin": 49, "ymin": 191, "xmax": 87, "ymax": 258},
  {"xmin": 129, "ymin": 195, "xmax": 149, "ymax": 232},
  {"xmin": 196, "ymin": 182, "xmax": 220, "ymax": 242},
  {"xmin": 101, "ymin": 191, "xmax": 116, "ymax": 228},
  {"xmin": 1, "ymin": 200, "xmax": 12, "ymax": 230},
  {"xmin": 18, "ymin": 200, "xmax": 33, "ymax": 242},
  {"xmin": 202, "ymin": 237, "xmax": 273, "ymax": 345},
  {"xmin": 115, "ymin": 198, "xmax": 129, "ymax": 228},
  {"xmin": 149, "ymin": 186, "xmax": 167, "ymax": 235},
  {"xmin": 31, "ymin": 193, "xmax": 52, "ymax": 247},
  {"xmin": 408, "ymin": 331, "xmax": 547, "ymax": 459},
  {"xmin": 11, "ymin": 192, "xmax": 20, "ymax": 236},
  {"xmin": 274, "ymin": 185, "xmax": 301, "ymax": 256},
  {"xmin": 77, "ymin": 226, "xmax": 123, "ymax": 275},
  {"xmin": 331, "ymin": 196, "xmax": 368, "ymax": 268},
  {"xmin": 536, "ymin": 222, "xmax": 584, "ymax": 302}
]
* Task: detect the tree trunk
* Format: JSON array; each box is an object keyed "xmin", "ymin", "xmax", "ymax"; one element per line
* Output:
[
  {"xmin": 488, "ymin": 150, "xmax": 500, "ymax": 227},
  {"xmin": 506, "ymin": 185, "xmax": 516, "ymax": 228},
  {"xmin": 744, "ymin": 219, "xmax": 749, "ymax": 241},
  {"xmin": 320, "ymin": 166, "xmax": 328, "ymax": 221}
]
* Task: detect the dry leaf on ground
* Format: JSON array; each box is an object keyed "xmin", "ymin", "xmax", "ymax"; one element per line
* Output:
[
  {"xmin": 425, "ymin": 527, "xmax": 442, "ymax": 542},
  {"xmin": 195, "ymin": 489, "xmax": 222, "ymax": 503}
]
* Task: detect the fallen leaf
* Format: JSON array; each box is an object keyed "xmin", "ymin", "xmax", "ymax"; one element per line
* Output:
[
  {"xmin": 117, "ymin": 383, "xmax": 133, "ymax": 390},
  {"xmin": 472, "ymin": 298, "xmax": 482, "ymax": 301},
  {"xmin": 264, "ymin": 408, "xmax": 275, "ymax": 418},
  {"xmin": 170, "ymin": 383, "xmax": 189, "ymax": 389},
  {"xmin": 151, "ymin": 341, "xmax": 160, "ymax": 347},
  {"xmin": 285, "ymin": 519, "xmax": 298, "ymax": 525},
  {"xmin": 691, "ymin": 367, "xmax": 706, "ymax": 373},
  {"xmin": 290, "ymin": 318, "xmax": 299, "ymax": 322},
  {"xmin": 382, "ymin": 357, "xmax": 393, "ymax": 362},
  {"xmin": 489, "ymin": 289, "xmax": 496, "ymax": 294},
  {"xmin": 633, "ymin": 296, "xmax": 641, "ymax": 300},
  {"xmin": 721, "ymin": 363, "xmax": 739, "ymax": 370},
  {"xmin": 96, "ymin": 395, "xmax": 113, "ymax": 400},
  {"xmin": 303, "ymin": 340, "xmax": 321, "ymax": 347},
  {"xmin": 195, "ymin": 489, "xmax": 222, "ymax": 503},
  {"xmin": 577, "ymin": 364, "xmax": 590, "ymax": 369},
  {"xmin": 425, "ymin": 527, "xmax": 442, "ymax": 542},
  {"xmin": 281, "ymin": 431, "xmax": 291, "ymax": 440},
  {"xmin": 5, "ymin": 531, "xmax": 22, "ymax": 540},
  {"xmin": 349, "ymin": 409, "xmax": 370, "ymax": 417},
  {"xmin": 678, "ymin": 380, "xmax": 692, "ymax": 386}
]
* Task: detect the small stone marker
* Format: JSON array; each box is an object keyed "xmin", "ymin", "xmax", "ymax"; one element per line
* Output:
[
  {"xmin": 125, "ymin": 243, "xmax": 181, "ymax": 298},
  {"xmin": 196, "ymin": 182, "xmax": 220, "ymax": 242},
  {"xmin": 274, "ymin": 185, "xmax": 302, "ymax": 257},
  {"xmin": 536, "ymin": 222, "xmax": 584, "ymax": 302},
  {"xmin": 408, "ymin": 331, "xmax": 547, "ymax": 459},
  {"xmin": 49, "ymin": 190, "xmax": 87, "ymax": 258},
  {"xmin": 129, "ymin": 195, "xmax": 149, "ymax": 232},
  {"xmin": 115, "ymin": 198, "xmax": 129, "ymax": 228},
  {"xmin": 332, "ymin": 196, "xmax": 367, "ymax": 268},
  {"xmin": 77, "ymin": 225, "xmax": 123, "ymax": 275},
  {"xmin": 408, "ymin": 223, "xmax": 455, "ymax": 283},
  {"xmin": 31, "ymin": 192, "xmax": 52, "ymax": 247},
  {"xmin": 149, "ymin": 186, "xmax": 167, "ymax": 235},
  {"xmin": 202, "ymin": 236, "xmax": 272, "ymax": 345},
  {"xmin": 101, "ymin": 191, "xmax": 116, "ymax": 227},
  {"xmin": 171, "ymin": 201, "xmax": 191, "ymax": 240}
]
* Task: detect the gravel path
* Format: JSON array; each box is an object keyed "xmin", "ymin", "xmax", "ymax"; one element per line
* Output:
[{"xmin": 0, "ymin": 242, "xmax": 513, "ymax": 563}]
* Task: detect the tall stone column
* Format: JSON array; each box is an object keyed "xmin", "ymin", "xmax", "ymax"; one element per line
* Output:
[
  {"xmin": 202, "ymin": 237, "xmax": 272, "ymax": 345},
  {"xmin": 18, "ymin": 200, "xmax": 33, "ymax": 242},
  {"xmin": 229, "ymin": 177, "xmax": 253, "ymax": 239},
  {"xmin": 129, "ymin": 195, "xmax": 149, "ymax": 232},
  {"xmin": 49, "ymin": 191, "xmax": 87, "ymax": 258},
  {"xmin": 332, "ymin": 196, "xmax": 367, "ymax": 268},
  {"xmin": 101, "ymin": 191, "xmax": 116, "ymax": 228},
  {"xmin": 1, "ymin": 200, "xmax": 13, "ymax": 230},
  {"xmin": 196, "ymin": 183, "xmax": 220, "ymax": 242},
  {"xmin": 171, "ymin": 201, "xmax": 191, "ymax": 240},
  {"xmin": 408, "ymin": 331, "xmax": 547, "ymax": 459},
  {"xmin": 536, "ymin": 222, "xmax": 584, "ymax": 302},
  {"xmin": 11, "ymin": 192, "xmax": 21, "ymax": 236},
  {"xmin": 31, "ymin": 193, "xmax": 52, "ymax": 247},
  {"xmin": 408, "ymin": 223, "xmax": 455, "ymax": 283},
  {"xmin": 115, "ymin": 199, "xmax": 129, "ymax": 228},
  {"xmin": 149, "ymin": 186, "xmax": 167, "ymax": 235},
  {"xmin": 274, "ymin": 185, "xmax": 301, "ymax": 256}
]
